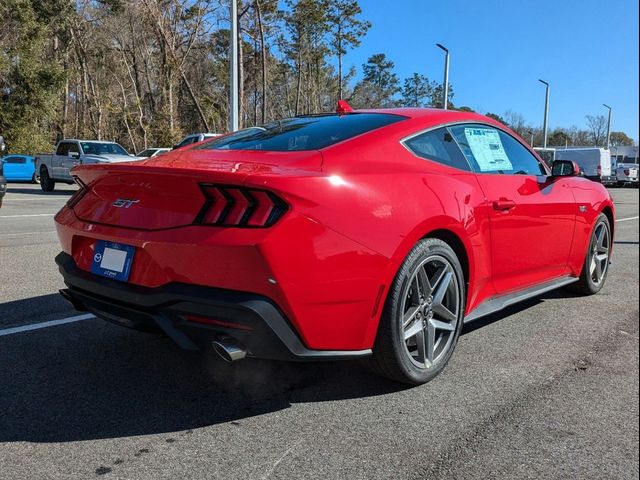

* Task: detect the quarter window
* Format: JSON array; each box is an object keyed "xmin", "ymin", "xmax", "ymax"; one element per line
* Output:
[
  {"xmin": 404, "ymin": 127, "xmax": 471, "ymax": 171},
  {"xmin": 450, "ymin": 125, "xmax": 545, "ymax": 175}
]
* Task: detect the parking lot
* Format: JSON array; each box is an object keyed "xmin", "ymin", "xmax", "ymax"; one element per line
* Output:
[{"xmin": 0, "ymin": 183, "xmax": 638, "ymax": 479}]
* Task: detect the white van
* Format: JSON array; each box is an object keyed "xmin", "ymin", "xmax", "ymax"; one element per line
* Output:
[{"xmin": 554, "ymin": 148, "xmax": 611, "ymax": 183}]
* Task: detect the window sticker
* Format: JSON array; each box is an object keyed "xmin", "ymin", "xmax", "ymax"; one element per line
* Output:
[{"xmin": 464, "ymin": 128, "xmax": 512, "ymax": 172}]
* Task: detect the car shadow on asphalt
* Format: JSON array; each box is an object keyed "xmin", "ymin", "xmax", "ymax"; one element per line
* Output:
[
  {"xmin": 0, "ymin": 318, "xmax": 406, "ymax": 443},
  {"xmin": 1, "ymin": 287, "xmax": 588, "ymax": 444},
  {"xmin": 461, "ymin": 288, "xmax": 582, "ymax": 335},
  {"xmin": 0, "ymin": 293, "xmax": 74, "ymax": 327}
]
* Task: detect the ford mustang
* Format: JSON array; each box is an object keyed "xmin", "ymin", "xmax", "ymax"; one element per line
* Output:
[{"xmin": 54, "ymin": 104, "xmax": 615, "ymax": 385}]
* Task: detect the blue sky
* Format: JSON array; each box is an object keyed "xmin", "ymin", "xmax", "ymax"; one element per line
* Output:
[{"xmin": 343, "ymin": 0, "xmax": 639, "ymax": 140}]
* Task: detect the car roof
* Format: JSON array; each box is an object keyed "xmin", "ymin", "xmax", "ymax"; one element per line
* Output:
[
  {"xmin": 353, "ymin": 107, "xmax": 493, "ymax": 122},
  {"xmin": 62, "ymin": 139, "xmax": 119, "ymax": 144},
  {"xmin": 338, "ymin": 108, "xmax": 511, "ymax": 139}
]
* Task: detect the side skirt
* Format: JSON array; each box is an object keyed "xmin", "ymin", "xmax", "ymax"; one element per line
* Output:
[{"xmin": 464, "ymin": 276, "xmax": 579, "ymax": 324}]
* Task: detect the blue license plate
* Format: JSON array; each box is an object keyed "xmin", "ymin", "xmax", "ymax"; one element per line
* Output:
[{"xmin": 90, "ymin": 240, "xmax": 136, "ymax": 282}]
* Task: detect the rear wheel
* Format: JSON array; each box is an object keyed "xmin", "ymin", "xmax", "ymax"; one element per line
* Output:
[
  {"xmin": 40, "ymin": 166, "xmax": 55, "ymax": 192},
  {"xmin": 371, "ymin": 238, "xmax": 465, "ymax": 385},
  {"xmin": 567, "ymin": 213, "xmax": 611, "ymax": 295}
]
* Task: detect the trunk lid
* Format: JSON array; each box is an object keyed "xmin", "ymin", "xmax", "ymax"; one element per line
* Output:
[{"xmin": 71, "ymin": 148, "xmax": 322, "ymax": 230}]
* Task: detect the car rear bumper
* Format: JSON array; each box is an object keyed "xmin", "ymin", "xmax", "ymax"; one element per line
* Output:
[{"xmin": 56, "ymin": 252, "xmax": 372, "ymax": 361}]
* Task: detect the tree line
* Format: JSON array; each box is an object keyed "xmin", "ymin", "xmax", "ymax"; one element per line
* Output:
[{"xmin": 0, "ymin": 0, "xmax": 635, "ymax": 155}]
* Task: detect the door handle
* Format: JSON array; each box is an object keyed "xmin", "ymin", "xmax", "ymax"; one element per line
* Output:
[{"xmin": 492, "ymin": 199, "xmax": 516, "ymax": 211}]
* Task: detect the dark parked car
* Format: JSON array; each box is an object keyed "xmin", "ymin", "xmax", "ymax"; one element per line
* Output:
[{"xmin": 0, "ymin": 136, "xmax": 6, "ymax": 207}]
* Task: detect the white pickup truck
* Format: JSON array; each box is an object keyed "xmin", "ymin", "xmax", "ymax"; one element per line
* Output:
[
  {"xmin": 615, "ymin": 163, "xmax": 639, "ymax": 187},
  {"xmin": 35, "ymin": 139, "xmax": 144, "ymax": 191}
]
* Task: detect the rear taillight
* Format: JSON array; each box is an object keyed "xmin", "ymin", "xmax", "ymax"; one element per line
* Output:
[
  {"xmin": 624, "ymin": 169, "xmax": 630, "ymax": 176},
  {"xmin": 196, "ymin": 184, "xmax": 288, "ymax": 227},
  {"xmin": 66, "ymin": 177, "xmax": 89, "ymax": 208}
]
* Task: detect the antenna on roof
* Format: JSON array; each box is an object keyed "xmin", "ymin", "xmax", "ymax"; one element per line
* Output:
[{"xmin": 336, "ymin": 100, "xmax": 354, "ymax": 115}]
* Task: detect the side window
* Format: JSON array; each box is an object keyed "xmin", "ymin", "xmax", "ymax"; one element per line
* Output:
[
  {"xmin": 4, "ymin": 156, "xmax": 19, "ymax": 163},
  {"xmin": 56, "ymin": 142, "xmax": 70, "ymax": 156},
  {"xmin": 450, "ymin": 125, "xmax": 545, "ymax": 175},
  {"xmin": 496, "ymin": 131, "xmax": 546, "ymax": 175},
  {"xmin": 404, "ymin": 127, "xmax": 471, "ymax": 171},
  {"xmin": 68, "ymin": 142, "xmax": 80, "ymax": 155}
]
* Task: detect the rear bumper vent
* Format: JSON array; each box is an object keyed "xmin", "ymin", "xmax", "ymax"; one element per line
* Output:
[{"xmin": 196, "ymin": 184, "xmax": 288, "ymax": 228}]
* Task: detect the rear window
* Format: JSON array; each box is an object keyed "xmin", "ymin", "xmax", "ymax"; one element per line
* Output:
[
  {"xmin": 80, "ymin": 142, "xmax": 128, "ymax": 156},
  {"xmin": 199, "ymin": 113, "xmax": 407, "ymax": 152}
]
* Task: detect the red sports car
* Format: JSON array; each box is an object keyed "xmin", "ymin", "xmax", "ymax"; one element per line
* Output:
[{"xmin": 55, "ymin": 105, "xmax": 615, "ymax": 385}]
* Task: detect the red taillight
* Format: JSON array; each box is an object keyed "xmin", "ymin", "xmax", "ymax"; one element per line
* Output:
[
  {"xmin": 66, "ymin": 177, "xmax": 89, "ymax": 209},
  {"xmin": 196, "ymin": 184, "xmax": 288, "ymax": 227},
  {"xmin": 624, "ymin": 169, "xmax": 630, "ymax": 176}
]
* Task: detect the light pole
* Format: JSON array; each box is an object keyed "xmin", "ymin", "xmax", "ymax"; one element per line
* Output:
[
  {"xmin": 538, "ymin": 79, "xmax": 549, "ymax": 149},
  {"xmin": 436, "ymin": 44, "xmax": 449, "ymax": 110},
  {"xmin": 603, "ymin": 104, "xmax": 612, "ymax": 149},
  {"xmin": 229, "ymin": 0, "xmax": 239, "ymax": 132}
]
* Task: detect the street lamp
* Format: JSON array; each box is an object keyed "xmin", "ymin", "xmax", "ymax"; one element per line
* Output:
[
  {"xmin": 538, "ymin": 79, "xmax": 549, "ymax": 149},
  {"xmin": 603, "ymin": 104, "xmax": 612, "ymax": 149},
  {"xmin": 229, "ymin": 0, "xmax": 239, "ymax": 132},
  {"xmin": 436, "ymin": 44, "xmax": 449, "ymax": 110}
]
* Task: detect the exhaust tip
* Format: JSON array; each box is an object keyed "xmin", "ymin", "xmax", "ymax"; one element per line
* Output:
[{"xmin": 212, "ymin": 336, "xmax": 247, "ymax": 362}]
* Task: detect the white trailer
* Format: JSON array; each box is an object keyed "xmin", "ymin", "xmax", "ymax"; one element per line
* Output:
[{"xmin": 554, "ymin": 148, "xmax": 611, "ymax": 183}]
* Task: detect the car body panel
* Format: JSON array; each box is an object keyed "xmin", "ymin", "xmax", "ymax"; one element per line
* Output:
[
  {"xmin": 54, "ymin": 108, "xmax": 616, "ymax": 354},
  {"xmin": 1, "ymin": 155, "xmax": 36, "ymax": 181},
  {"xmin": 473, "ymin": 173, "xmax": 576, "ymax": 294}
]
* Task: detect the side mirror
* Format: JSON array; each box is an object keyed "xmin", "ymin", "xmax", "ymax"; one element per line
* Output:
[{"xmin": 552, "ymin": 160, "xmax": 580, "ymax": 177}]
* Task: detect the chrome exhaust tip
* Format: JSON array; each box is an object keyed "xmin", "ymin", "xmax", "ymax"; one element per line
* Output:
[{"xmin": 212, "ymin": 336, "xmax": 247, "ymax": 362}]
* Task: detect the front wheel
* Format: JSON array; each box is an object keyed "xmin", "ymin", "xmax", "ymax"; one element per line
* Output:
[
  {"xmin": 371, "ymin": 238, "xmax": 466, "ymax": 385},
  {"xmin": 567, "ymin": 213, "xmax": 612, "ymax": 295}
]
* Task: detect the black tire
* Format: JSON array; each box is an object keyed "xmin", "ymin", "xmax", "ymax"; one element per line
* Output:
[
  {"xmin": 40, "ymin": 166, "xmax": 55, "ymax": 192},
  {"xmin": 566, "ymin": 213, "xmax": 612, "ymax": 295},
  {"xmin": 371, "ymin": 238, "xmax": 466, "ymax": 385}
]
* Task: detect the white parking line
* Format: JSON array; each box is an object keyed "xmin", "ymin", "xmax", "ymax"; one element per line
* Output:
[
  {"xmin": 617, "ymin": 216, "xmax": 639, "ymax": 223},
  {"xmin": 0, "ymin": 314, "xmax": 95, "ymax": 337},
  {"xmin": 0, "ymin": 213, "xmax": 55, "ymax": 218},
  {"xmin": 3, "ymin": 197, "xmax": 67, "ymax": 202},
  {"xmin": 0, "ymin": 230, "xmax": 57, "ymax": 237}
]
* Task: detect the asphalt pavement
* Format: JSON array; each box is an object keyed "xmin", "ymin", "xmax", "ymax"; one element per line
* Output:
[{"xmin": 0, "ymin": 183, "xmax": 638, "ymax": 479}]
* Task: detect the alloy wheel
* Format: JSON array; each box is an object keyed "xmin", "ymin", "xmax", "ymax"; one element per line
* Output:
[
  {"xmin": 589, "ymin": 222, "xmax": 610, "ymax": 286},
  {"xmin": 400, "ymin": 255, "xmax": 461, "ymax": 369}
]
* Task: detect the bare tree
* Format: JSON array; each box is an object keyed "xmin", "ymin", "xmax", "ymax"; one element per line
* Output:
[{"xmin": 585, "ymin": 114, "xmax": 607, "ymax": 147}]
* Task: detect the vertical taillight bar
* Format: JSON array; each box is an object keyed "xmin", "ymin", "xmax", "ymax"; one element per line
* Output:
[{"xmin": 196, "ymin": 184, "xmax": 288, "ymax": 228}]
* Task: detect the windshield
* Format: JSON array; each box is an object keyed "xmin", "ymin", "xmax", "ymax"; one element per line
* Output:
[
  {"xmin": 137, "ymin": 149, "xmax": 156, "ymax": 157},
  {"xmin": 199, "ymin": 113, "xmax": 407, "ymax": 152},
  {"xmin": 80, "ymin": 142, "xmax": 129, "ymax": 156}
]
